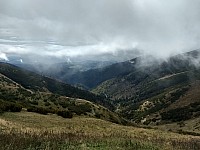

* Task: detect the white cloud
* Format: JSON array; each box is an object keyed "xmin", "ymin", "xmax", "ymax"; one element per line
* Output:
[
  {"xmin": 0, "ymin": 38, "xmax": 138, "ymax": 59},
  {"xmin": 0, "ymin": 52, "xmax": 9, "ymax": 61},
  {"xmin": 0, "ymin": 0, "xmax": 200, "ymax": 61}
]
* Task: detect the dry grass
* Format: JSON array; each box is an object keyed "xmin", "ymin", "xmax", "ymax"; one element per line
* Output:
[
  {"xmin": 156, "ymin": 117, "xmax": 200, "ymax": 135},
  {"xmin": 0, "ymin": 111, "xmax": 200, "ymax": 150},
  {"xmin": 167, "ymin": 82, "xmax": 200, "ymax": 110}
]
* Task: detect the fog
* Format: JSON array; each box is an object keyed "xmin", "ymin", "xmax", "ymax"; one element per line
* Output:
[{"xmin": 1, "ymin": 0, "xmax": 200, "ymax": 63}]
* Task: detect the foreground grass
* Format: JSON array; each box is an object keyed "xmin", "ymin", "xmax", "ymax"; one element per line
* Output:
[
  {"xmin": 0, "ymin": 131, "xmax": 158, "ymax": 150},
  {"xmin": 0, "ymin": 112, "xmax": 200, "ymax": 150}
]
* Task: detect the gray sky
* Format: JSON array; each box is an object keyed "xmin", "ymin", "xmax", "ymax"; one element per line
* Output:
[{"xmin": 0, "ymin": 0, "xmax": 200, "ymax": 62}]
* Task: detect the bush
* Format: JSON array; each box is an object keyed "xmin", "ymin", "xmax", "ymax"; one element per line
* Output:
[
  {"xmin": 27, "ymin": 106, "xmax": 48, "ymax": 115},
  {"xmin": 0, "ymin": 100, "xmax": 22, "ymax": 113},
  {"xmin": 44, "ymin": 102, "xmax": 51, "ymax": 107},
  {"xmin": 54, "ymin": 101, "xmax": 58, "ymax": 106},
  {"xmin": 29, "ymin": 101, "xmax": 39, "ymax": 105},
  {"xmin": 68, "ymin": 104, "xmax": 92, "ymax": 115},
  {"xmin": 0, "ymin": 102, "xmax": 9, "ymax": 112},
  {"xmin": 58, "ymin": 101, "xmax": 69, "ymax": 108},
  {"xmin": 27, "ymin": 106, "xmax": 35, "ymax": 112},
  {"xmin": 9, "ymin": 103, "xmax": 22, "ymax": 112},
  {"xmin": 57, "ymin": 110, "xmax": 73, "ymax": 118},
  {"xmin": 161, "ymin": 107, "xmax": 192, "ymax": 122}
]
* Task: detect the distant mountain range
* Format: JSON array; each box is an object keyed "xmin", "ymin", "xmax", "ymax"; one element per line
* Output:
[
  {"xmin": 91, "ymin": 49, "xmax": 200, "ymax": 126},
  {"xmin": 6, "ymin": 59, "xmax": 116, "ymax": 89},
  {"xmin": 1, "ymin": 49, "xmax": 200, "ymax": 132}
]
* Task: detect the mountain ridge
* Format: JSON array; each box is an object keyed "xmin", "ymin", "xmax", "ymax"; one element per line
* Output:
[
  {"xmin": 0, "ymin": 62, "xmax": 114, "ymax": 110},
  {"xmin": 91, "ymin": 49, "xmax": 200, "ymax": 128},
  {"xmin": 0, "ymin": 71, "xmax": 126, "ymax": 125}
]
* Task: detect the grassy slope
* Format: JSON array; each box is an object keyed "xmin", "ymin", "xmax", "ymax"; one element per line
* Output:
[
  {"xmin": 0, "ymin": 62, "xmax": 113, "ymax": 110},
  {"xmin": 155, "ymin": 117, "xmax": 200, "ymax": 135},
  {"xmin": 0, "ymin": 111, "xmax": 200, "ymax": 150},
  {"xmin": 129, "ymin": 80, "xmax": 200, "ymax": 122},
  {"xmin": 0, "ymin": 73, "xmax": 125, "ymax": 124}
]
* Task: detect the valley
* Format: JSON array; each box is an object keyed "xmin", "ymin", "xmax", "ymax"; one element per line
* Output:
[
  {"xmin": 0, "ymin": 49, "xmax": 200, "ymax": 149},
  {"xmin": 1, "ymin": 1, "xmax": 200, "ymax": 149}
]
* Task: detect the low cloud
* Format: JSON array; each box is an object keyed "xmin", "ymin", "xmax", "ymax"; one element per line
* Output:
[
  {"xmin": 0, "ymin": 52, "xmax": 9, "ymax": 61},
  {"xmin": 0, "ymin": 0, "xmax": 200, "ymax": 62}
]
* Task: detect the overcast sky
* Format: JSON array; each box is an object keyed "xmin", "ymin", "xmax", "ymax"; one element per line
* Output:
[{"xmin": 0, "ymin": 0, "xmax": 200, "ymax": 62}]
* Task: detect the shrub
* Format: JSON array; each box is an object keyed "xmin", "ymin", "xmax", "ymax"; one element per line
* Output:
[
  {"xmin": 54, "ymin": 101, "xmax": 58, "ymax": 106},
  {"xmin": 57, "ymin": 110, "xmax": 73, "ymax": 118},
  {"xmin": 0, "ymin": 100, "xmax": 22, "ymax": 113},
  {"xmin": 0, "ymin": 101, "xmax": 9, "ymax": 112},
  {"xmin": 58, "ymin": 101, "xmax": 69, "ymax": 108},
  {"xmin": 161, "ymin": 107, "xmax": 192, "ymax": 122},
  {"xmin": 29, "ymin": 101, "xmax": 39, "ymax": 105},
  {"xmin": 9, "ymin": 103, "xmax": 22, "ymax": 112},
  {"xmin": 27, "ymin": 106, "xmax": 48, "ymax": 115},
  {"xmin": 95, "ymin": 113, "xmax": 101, "ymax": 119},
  {"xmin": 68, "ymin": 104, "xmax": 92, "ymax": 115},
  {"xmin": 27, "ymin": 106, "xmax": 37, "ymax": 113},
  {"xmin": 44, "ymin": 102, "xmax": 51, "ymax": 107}
]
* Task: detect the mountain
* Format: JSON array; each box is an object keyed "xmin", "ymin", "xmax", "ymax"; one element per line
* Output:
[
  {"xmin": 0, "ymin": 65, "xmax": 127, "ymax": 124},
  {"xmin": 71, "ymin": 50, "xmax": 200, "ymax": 89},
  {"xmin": 93, "ymin": 50, "xmax": 200, "ymax": 99},
  {"xmin": 4, "ymin": 51, "xmax": 138, "ymax": 90},
  {"xmin": 11, "ymin": 60, "xmax": 116, "ymax": 89},
  {"xmin": 66, "ymin": 58, "xmax": 139, "ymax": 89},
  {"xmin": 0, "ymin": 62, "xmax": 116, "ymax": 110},
  {"xmin": 90, "ymin": 49, "xmax": 200, "ymax": 128},
  {"xmin": 1, "ymin": 49, "xmax": 200, "ymax": 133}
]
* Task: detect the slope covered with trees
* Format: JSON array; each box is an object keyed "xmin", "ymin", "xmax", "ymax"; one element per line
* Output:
[
  {"xmin": 92, "ymin": 49, "xmax": 200, "ymax": 127},
  {"xmin": 0, "ymin": 73, "xmax": 126, "ymax": 124},
  {"xmin": 0, "ymin": 62, "xmax": 113, "ymax": 110}
]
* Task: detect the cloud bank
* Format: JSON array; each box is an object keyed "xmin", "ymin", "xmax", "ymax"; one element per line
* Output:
[{"xmin": 1, "ymin": 0, "xmax": 200, "ymax": 62}]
